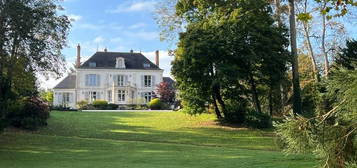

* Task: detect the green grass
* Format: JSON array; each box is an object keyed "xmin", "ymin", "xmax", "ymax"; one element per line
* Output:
[{"xmin": 0, "ymin": 111, "xmax": 317, "ymax": 168}]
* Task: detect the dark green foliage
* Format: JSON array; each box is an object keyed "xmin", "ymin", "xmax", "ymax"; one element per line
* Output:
[
  {"xmin": 335, "ymin": 40, "xmax": 357, "ymax": 70},
  {"xmin": 0, "ymin": 0, "xmax": 70, "ymax": 131},
  {"xmin": 173, "ymin": 0, "xmax": 289, "ymax": 125},
  {"xmin": 6, "ymin": 97, "xmax": 50, "ymax": 130},
  {"xmin": 148, "ymin": 98, "xmax": 169, "ymax": 110},
  {"xmin": 276, "ymin": 40, "xmax": 357, "ymax": 167},
  {"xmin": 92, "ymin": 100, "xmax": 109, "ymax": 109},
  {"xmin": 244, "ymin": 111, "xmax": 272, "ymax": 129}
]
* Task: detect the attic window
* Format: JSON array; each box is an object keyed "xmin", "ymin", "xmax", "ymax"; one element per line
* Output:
[
  {"xmin": 89, "ymin": 62, "xmax": 96, "ymax": 68},
  {"xmin": 143, "ymin": 63, "xmax": 150, "ymax": 68},
  {"xmin": 116, "ymin": 57, "xmax": 125, "ymax": 69}
]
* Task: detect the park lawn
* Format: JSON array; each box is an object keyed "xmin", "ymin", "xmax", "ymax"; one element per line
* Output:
[{"xmin": 0, "ymin": 111, "xmax": 317, "ymax": 168}]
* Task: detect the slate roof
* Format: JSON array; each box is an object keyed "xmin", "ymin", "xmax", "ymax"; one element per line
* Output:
[
  {"xmin": 163, "ymin": 77, "xmax": 175, "ymax": 88},
  {"xmin": 53, "ymin": 74, "xmax": 76, "ymax": 89},
  {"xmin": 80, "ymin": 52, "xmax": 161, "ymax": 70}
]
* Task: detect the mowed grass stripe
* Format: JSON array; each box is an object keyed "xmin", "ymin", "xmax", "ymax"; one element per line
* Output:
[{"xmin": 0, "ymin": 111, "xmax": 317, "ymax": 168}]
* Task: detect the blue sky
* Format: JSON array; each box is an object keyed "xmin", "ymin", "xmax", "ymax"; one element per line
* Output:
[
  {"xmin": 41, "ymin": 0, "xmax": 356, "ymax": 89},
  {"xmin": 41, "ymin": 0, "xmax": 174, "ymax": 89}
]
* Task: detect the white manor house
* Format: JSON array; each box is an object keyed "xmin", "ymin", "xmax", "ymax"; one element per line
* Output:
[{"xmin": 53, "ymin": 45, "xmax": 173, "ymax": 109}]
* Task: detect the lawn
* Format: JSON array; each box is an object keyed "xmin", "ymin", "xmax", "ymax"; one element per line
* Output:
[{"xmin": 0, "ymin": 111, "xmax": 317, "ymax": 168}]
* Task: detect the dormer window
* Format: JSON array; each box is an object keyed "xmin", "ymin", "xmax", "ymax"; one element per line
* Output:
[
  {"xmin": 143, "ymin": 63, "xmax": 150, "ymax": 68},
  {"xmin": 89, "ymin": 62, "xmax": 96, "ymax": 68},
  {"xmin": 116, "ymin": 57, "xmax": 125, "ymax": 68}
]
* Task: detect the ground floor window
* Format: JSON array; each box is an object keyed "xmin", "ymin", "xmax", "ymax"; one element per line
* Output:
[
  {"xmin": 118, "ymin": 90, "xmax": 126, "ymax": 102},
  {"xmin": 90, "ymin": 91, "xmax": 97, "ymax": 102},
  {"xmin": 63, "ymin": 93, "xmax": 70, "ymax": 104},
  {"xmin": 85, "ymin": 91, "xmax": 98, "ymax": 102},
  {"xmin": 142, "ymin": 92, "xmax": 152, "ymax": 103}
]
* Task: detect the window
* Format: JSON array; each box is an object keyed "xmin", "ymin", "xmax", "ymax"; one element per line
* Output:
[
  {"xmin": 108, "ymin": 91, "xmax": 112, "ymax": 102},
  {"xmin": 143, "ymin": 92, "xmax": 152, "ymax": 103},
  {"xmin": 143, "ymin": 63, "xmax": 150, "ymax": 68},
  {"xmin": 118, "ymin": 90, "xmax": 126, "ymax": 102},
  {"xmin": 62, "ymin": 93, "xmax": 70, "ymax": 104},
  {"xmin": 117, "ymin": 75, "xmax": 124, "ymax": 86},
  {"xmin": 116, "ymin": 57, "xmax": 125, "ymax": 68},
  {"xmin": 144, "ymin": 75, "xmax": 152, "ymax": 87},
  {"xmin": 89, "ymin": 62, "xmax": 96, "ymax": 68},
  {"xmin": 86, "ymin": 74, "xmax": 100, "ymax": 86},
  {"xmin": 90, "ymin": 91, "xmax": 97, "ymax": 102}
]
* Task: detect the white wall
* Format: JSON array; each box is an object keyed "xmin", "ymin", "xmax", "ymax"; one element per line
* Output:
[
  {"xmin": 75, "ymin": 69, "xmax": 163, "ymax": 104},
  {"xmin": 53, "ymin": 89, "xmax": 76, "ymax": 109}
]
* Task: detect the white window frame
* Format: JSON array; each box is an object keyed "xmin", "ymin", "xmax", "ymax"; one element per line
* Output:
[
  {"xmin": 117, "ymin": 75, "xmax": 125, "ymax": 86},
  {"xmin": 63, "ymin": 93, "xmax": 70, "ymax": 104},
  {"xmin": 143, "ymin": 92, "xmax": 152, "ymax": 103},
  {"xmin": 86, "ymin": 74, "xmax": 99, "ymax": 86},
  {"xmin": 118, "ymin": 90, "xmax": 126, "ymax": 102},
  {"xmin": 144, "ymin": 75, "xmax": 152, "ymax": 87},
  {"xmin": 90, "ymin": 91, "xmax": 97, "ymax": 102}
]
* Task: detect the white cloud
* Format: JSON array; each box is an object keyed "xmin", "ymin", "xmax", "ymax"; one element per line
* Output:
[
  {"xmin": 107, "ymin": 1, "xmax": 157, "ymax": 13},
  {"xmin": 93, "ymin": 36, "xmax": 105, "ymax": 43},
  {"xmin": 129, "ymin": 23, "xmax": 147, "ymax": 29},
  {"xmin": 110, "ymin": 37, "xmax": 123, "ymax": 43},
  {"xmin": 124, "ymin": 31, "xmax": 159, "ymax": 41},
  {"xmin": 68, "ymin": 14, "xmax": 82, "ymax": 22}
]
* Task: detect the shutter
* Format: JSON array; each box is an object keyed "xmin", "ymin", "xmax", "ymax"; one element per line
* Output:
[
  {"xmin": 58, "ymin": 93, "xmax": 63, "ymax": 105},
  {"xmin": 85, "ymin": 75, "xmax": 89, "ymax": 86},
  {"xmin": 114, "ymin": 75, "xmax": 118, "ymax": 86},
  {"xmin": 152, "ymin": 75, "xmax": 156, "ymax": 88},
  {"xmin": 141, "ymin": 75, "xmax": 144, "ymax": 87},
  {"xmin": 85, "ymin": 92, "xmax": 89, "ymax": 100},
  {"xmin": 97, "ymin": 92, "xmax": 101, "ymax": 100},
  {"xmin": 69, "ymin": 93, "xmax": 74, "ymax": 103},
  {"xmin": 124, "ymin": 75, "xmax": 128, "ymax": 86},
  {"xmin": 96, "ymin": 75, "xmax": 100, "ymax": 86}
]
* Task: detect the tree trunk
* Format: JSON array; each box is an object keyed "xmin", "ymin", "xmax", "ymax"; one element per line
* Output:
[
  {"xmin": 289, "ymin": 0, "xmax": 302, "ymax": 114},
  {"xmin": 269, "ymin": 85, "xmax": 273, "ymax": 116},
  {"xmin": 212, "ymin": 94, "xmax": 223, "ymax": 119},
  {"xmin": 275, "ymin": 0, "xmax": 286, "ymax": 115},
  {"xmin": 249, "ymin": 73, "xmax": 262, "ymax": 114},
  {"xmin": 302, "ymin": 0, "xmax": 320, "ymax": 82},
  {"xmin": 321, "ymin": 0, "xmax": 330, "ymax": 76},
  {"xmin": 213, "ymin": 83, "xmax": 227, "ymax": 117},
  {"xmin": 275, "ymin": 0, "xmax": 282, "ymax": 27}
]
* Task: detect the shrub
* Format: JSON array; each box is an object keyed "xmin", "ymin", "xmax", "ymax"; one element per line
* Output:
[
  {"xmin": 6, "ymin": 97, "xmax": 50, "ymax": 130},
  {"xmin": 106, "ymin": 104, "xmax": 118, "ymax": 110},
  {"xmin": 77, "ymin": 100, "xmax": 88, "ymax": 110},
  {"xmin": 244, "ymin": 111, "xmax": 272, "ymax": 129},
  {"xmin": 92, "ymin": 100, "xmax": 108, "ymax": 109},
  {"xmin": 148, "ymin": 98, "xmax": 169, "ymax": 110}
]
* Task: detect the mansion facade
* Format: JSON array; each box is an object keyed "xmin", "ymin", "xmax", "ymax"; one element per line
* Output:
[{"xmin": 53, "ymin": 45, "xmax": 169, "ymax": 109}]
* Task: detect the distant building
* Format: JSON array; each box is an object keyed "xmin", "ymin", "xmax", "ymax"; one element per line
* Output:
[{"xmin": 53, "ymin": 45, "xmax": 172, "ymax": 109}]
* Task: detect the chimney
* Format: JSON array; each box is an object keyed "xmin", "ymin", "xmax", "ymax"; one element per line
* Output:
[
  {"xmin": 155, "ymin": 50, "xmax": 159, "ymax": 67},
  {"xmin": 76, "ymin": 44, "xmax": 81, "ymax": 68}
]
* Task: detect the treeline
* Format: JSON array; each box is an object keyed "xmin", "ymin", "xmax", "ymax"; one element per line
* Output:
[{"xmin": 155, "ymin": 0, "xmax": 356, "ymax": 167}]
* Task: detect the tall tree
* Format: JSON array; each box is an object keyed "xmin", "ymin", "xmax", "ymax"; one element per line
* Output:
[
  {"xmin": 288, "ymin": 0, "xmax": 303, "ymax": 114},
  {"xmin": 173, "ymin": 0, "xmax": 289, "ymax": 121},
  {"xmin": 0, "ymin": 0, "xmax": 70, "ymax": 129}
]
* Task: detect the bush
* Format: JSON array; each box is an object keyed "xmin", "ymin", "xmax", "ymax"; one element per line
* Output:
[
  {"xmin": 105, "ymin": 104, "xmax": 118, "ymax": 110},
  {"xmin": 244, "ymin": 111, "xmax": 272, "ymax": 129},
  {"xmin": 6, "ymin": 97, "xmax": 50, "ymax": 130},
  {"xmin": 92, "ymin": 100, "xmax": 108, "ymax": 109},
  {"xmin": 148, "ymin": 98, "xmax": 169, "ymax": 110},
  {"xmin": 77, "ymin": 100, "xmax": 88, "ymax": 110}
]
